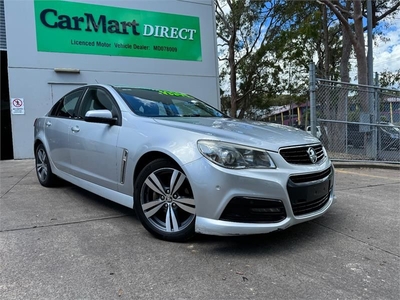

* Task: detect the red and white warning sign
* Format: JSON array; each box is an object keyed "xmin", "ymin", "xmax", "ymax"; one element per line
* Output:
[{"xmin": 11, "ymin": 98, "xmax": 25, "ymax": 115}]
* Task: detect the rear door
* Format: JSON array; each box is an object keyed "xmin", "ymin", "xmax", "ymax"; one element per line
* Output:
[
  {"xmin": 45, "ymin": 88, "xmax": 84, "ymax": 172},
  {"xmin": 50, "ymin": 83, "xmax": 86, "ymax": 106},
  {"xmin": 68, "ymin": 87, "xmax": 121, "ymax": 191}
]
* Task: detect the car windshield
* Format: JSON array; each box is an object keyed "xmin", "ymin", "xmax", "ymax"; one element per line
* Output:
[
  {"xmin": 381, "ymin": 125, "xmax": 400, "ymax": 135},
  {"xmin": 114, "ymin": 87, "xmax": 225, "ymax": 118}
]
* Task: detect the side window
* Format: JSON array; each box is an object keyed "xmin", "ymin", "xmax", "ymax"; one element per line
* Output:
[
  {"xmin": 78, "ymin": 88, "xmax": 117, "ymax": 118},
  {"xmin": 48, "ymin": 99, "xmax": 63, "ymax": 116},
  {"xmin": 50, "ymin": 89, "xmax": 83, "ymax": 118}
]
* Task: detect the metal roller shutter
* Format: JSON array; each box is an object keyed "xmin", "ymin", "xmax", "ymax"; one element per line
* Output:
[{"xmin": 0, "ymin": 0, "xmax": 6, "ymax": 50}]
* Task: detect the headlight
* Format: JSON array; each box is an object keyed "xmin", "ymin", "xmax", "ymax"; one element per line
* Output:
[{"xmin": 197, "ymin": 140, "xmax": 276, "ymax": 169}]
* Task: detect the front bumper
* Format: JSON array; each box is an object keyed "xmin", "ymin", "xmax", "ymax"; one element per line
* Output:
[
  {"xmin": 182, "ymin": 153, "xmax": 336, "ymax": 236},
  {"xmin": 195, "ymin": 191, "xmax": 335, "ymax": 236}
]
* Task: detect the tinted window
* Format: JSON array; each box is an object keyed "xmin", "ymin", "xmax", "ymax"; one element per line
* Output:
[
  {"xmin": 50, "ymin": 89, "xmax": 83, "ymax": 118},
  {"xmin": 78, "ymin": 88, "xmax": 117, "ymax": 118},
  {"xmin": 115, "ymin": 88, "xmax": 225, "ymax": 118}
]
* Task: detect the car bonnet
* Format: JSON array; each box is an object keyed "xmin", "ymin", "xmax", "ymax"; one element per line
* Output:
[{"xmin": 153, "ymin": 117, "xmax": 319, "ymax": 152}]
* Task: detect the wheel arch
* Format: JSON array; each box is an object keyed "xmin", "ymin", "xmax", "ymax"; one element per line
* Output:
[
  {"xmin": 33, "ymin": 138, "xmax": 57, "ymax": 174},
  {"xmin": 133, "ymin": 151, "xmax": 181, "ymax": 185},
  {"xmin": 34, "ymin": 138, "xmax": 51, "ymax": 159},
  {"xmin": 33, "ymin": 140, "xmax": 58, "ymax": 187},
  {"xmin": 34, "ymin": 138, "xmax": 44, "ymax": 153}
]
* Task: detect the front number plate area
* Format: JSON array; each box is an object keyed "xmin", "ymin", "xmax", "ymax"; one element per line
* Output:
[
  {"xmin": 307, "ymin": 180, "xmax": 331, "ymax": 200},
  {"xmin": 288, "ymin": 177, "xmax": 333, "ymax": 204}
]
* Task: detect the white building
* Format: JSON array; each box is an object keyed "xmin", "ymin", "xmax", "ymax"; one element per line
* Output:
[{"xmin": 1, "ymin": 0, "xmax": 219, "ymax": 159}]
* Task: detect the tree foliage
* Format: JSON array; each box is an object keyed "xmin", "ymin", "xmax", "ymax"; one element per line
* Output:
[
  {"xmin": 216, "ymin": 0, "xmax": 295, "ymax": 118},
  {"xmin": 379, "ymin": 70, "xmax": 400, "ymax": 88},
  {"xmin": 216, "ymin": 0, "xmax": 345, "ymax": 118},
  {"xmin": 215, "ymin": 0, "xmax": 400, "ymax": 118},
  {"xmin": 319, "ymin": 0, "xmax": 400, "ymax": 109}
]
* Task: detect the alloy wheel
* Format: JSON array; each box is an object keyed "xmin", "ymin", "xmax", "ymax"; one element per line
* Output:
[
  {"xmin": 140, "ymin": 167, "xmax": 195, "ymax": 234},
  {"xmin": 36, "ymin": 148, "xmax": 49, "ymax": 183}
]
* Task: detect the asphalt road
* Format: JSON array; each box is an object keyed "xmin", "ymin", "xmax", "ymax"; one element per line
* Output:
[{"xmin": 1, "ymin": 159, "xmax": 399, "ymax": 300}]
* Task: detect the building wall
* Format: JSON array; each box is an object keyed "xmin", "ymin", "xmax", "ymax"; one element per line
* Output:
[{"xmin": 4, "ymin": 0, "xmax": 219, "ymax": 159}]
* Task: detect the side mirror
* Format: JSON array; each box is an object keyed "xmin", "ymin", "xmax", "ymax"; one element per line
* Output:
[{"xmin": 84, "ymin": 110, "xmax": 117, "ymax": 125}]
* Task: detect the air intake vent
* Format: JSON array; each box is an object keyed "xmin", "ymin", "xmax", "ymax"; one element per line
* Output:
[
  {"xmin": 291, "ymin": 193, "xmax": 330, "ymax": 216},
  {"xmin": 289, "ymin": 167, "xmax": 332, "ymax": 184},
  {"xmin": 220, "ymin": 197, "xmax": 286, "ymax": 223}
]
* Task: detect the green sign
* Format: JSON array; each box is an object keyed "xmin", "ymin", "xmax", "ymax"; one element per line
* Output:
[{"xmin": 34, "ymin": 0, "xmax": 202, "ymax": 61}]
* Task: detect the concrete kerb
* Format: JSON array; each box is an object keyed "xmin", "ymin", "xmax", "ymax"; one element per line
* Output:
[{"xmin": 332, "ymin": 160, "xmax": 400, "ymax": 170}]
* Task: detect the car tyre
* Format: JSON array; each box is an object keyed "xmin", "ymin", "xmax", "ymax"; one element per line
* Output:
[
  {"xmin": 134, "ymin": 158, "xmax": 196, "ymax": 242},
  {"xmin": 35, "ymin": 144, "xmax": 57, "ymax": 187}
]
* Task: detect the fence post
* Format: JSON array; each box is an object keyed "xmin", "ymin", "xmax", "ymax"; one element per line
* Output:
[
  {"xmin": 345, "ymin": 85, "xmax": 349, "ymax": 154},
  {"xmin": 309, "ymin": 62, "xmax": 316, "ymax": 138},
  {"xmin": 373, "ymin": 73, "xmax": 381, "ymax": 159},
  {"xmin": 375, "ymin": 73, "xmax": 380, "ymax": 123},
  {"xmin": 370, "ymin": 83, "xmax": 378, "ymax": 160}
]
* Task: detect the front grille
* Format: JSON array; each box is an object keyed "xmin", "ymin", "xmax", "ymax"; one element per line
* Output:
[
  {"xmin": 291, "ymin": 193, "xmax": 330, "ymax": 216},
  {"xmin": 220, "ymin": 197, "xmax": 286, "ymax": 223},
  {"xmin": 280, "ymin": 144, "xmax": 325, "ymax": 164},
  {"xmin": 289, "ymin": 167, "xmax": 332, "ymax": 184}
]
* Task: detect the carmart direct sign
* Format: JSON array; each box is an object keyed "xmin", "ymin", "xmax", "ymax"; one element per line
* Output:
[{"xmin": 34, "ymin": 0, "xmax": 202, "ymax": 61}]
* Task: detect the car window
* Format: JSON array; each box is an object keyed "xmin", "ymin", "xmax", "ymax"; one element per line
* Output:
[
  {"xmin": 50, "ymin": 89, "xmax": 83, "ymax": 118},
  {"xmin": 116, "ymin": 87, "xmax": 225, "ymax": 118},
  {"xmin": 78, "ymin": 88, "xmax": 117, "ymax": 119},
  {"xmin": 381, "ymin": 126, "xmax": 399, "ymax": 135},
  {"xmin": 171, "ymin": 98, "xmax": 223, "ymax": 117}
]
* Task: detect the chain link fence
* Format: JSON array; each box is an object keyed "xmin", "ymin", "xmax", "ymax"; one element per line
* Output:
[{"xmin": 309, "ymin": 69, "xmax": 400, "ymax": 163}]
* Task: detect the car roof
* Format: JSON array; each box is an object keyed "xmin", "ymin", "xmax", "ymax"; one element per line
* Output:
[
  {"xmin": 80, "ymin": 84, "xmax": 153, "ymax": 90},
  {"xmin": 84, "ymin": 84, "xmax": 186, "ymax": 95},
  {"xmin": 112, "ymin": 85, "xmax": 157, "ymax": 91}
]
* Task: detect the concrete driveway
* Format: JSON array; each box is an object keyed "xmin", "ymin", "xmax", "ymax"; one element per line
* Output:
[{"xmin": 1, "ymin": 159, "xmax": 399, "ymax": 299}]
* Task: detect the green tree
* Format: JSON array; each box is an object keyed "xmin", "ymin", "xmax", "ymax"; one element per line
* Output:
[
  {"xmin": 215, "ymin": 0, "xmax": 294, "ymax": 118},
  {"xmin": 379, "ymin": 70, "xmax": 400, "ymax": 88},
  {"xmin": 216, "ymin": 0, "xmax": 346, "ymax": 118},
  {"xmin": 319, "ymin": 0, "xmax": 400, "ymax": 110},
  {"xmin": 282, "ymin": 1, "xmax": 343, "ymax": 80}
]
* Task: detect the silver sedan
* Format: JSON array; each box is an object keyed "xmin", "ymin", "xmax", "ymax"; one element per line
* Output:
[{"xmin": 34, "ymin": 84, "xmax": 335, "ymax": 241}]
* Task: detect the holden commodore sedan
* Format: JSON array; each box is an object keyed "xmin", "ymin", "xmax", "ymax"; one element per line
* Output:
[{"xmin": 34, "ymin": 84, "xmax": 335, "ymax": 241}]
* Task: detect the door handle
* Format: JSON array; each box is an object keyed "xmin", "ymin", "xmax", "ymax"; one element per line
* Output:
[
  {"xmin": 71, "ymin": 126, "xmax": 80, "ymax": 133},
  {"xmin": 45, "ymin": 121, "xmax": 52, "ymax": 127}
]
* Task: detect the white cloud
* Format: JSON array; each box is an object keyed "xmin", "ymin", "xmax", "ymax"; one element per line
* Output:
[
  {"xmin": 346, "ymin": 17, "xmax": 400, "ymax": 83},
  {"xmin": 373, "ymin": 17, "xmax": 400, "ymax": 73}
]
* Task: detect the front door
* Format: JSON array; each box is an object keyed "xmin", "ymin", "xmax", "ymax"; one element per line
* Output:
[{"xmin": 68, "ymin": 87, "xmax": 121, "ymax": 191}]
